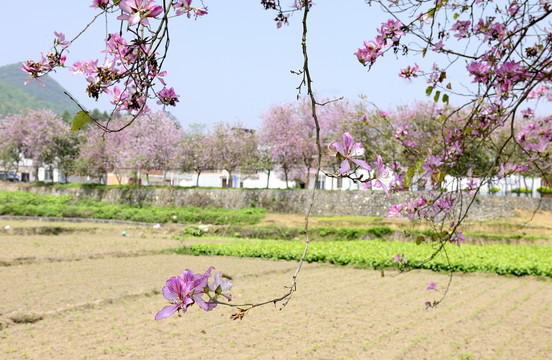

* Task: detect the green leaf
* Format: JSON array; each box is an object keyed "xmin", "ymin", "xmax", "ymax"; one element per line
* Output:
[
  {"xmin": 71, "ymin": 110, "xmax": 90, "ymax": 131},
  {"xmin": 453, "ymin": 13, "xmax": 459, "ymax": 19},
  {"xmin": 404, "ymin": 167, "xmax": 415, "ymax": 188},
  {"xmin": 422, "ymin": 48, "xmax": 427, "ymax": 58},
  {"xmin": 416, "ymin": 236, "xmax": 424, "ymax": 245},
  {"xmin": 425, "ymin": 86, "xmax": 434, "ymax": 96},
  {"xmin": 433, "ymin": 90, "xmax": 441, "ymax": 103},
  {"xmin": 428, "ymin": 8, "xmax": 435, "ymax": 18},
  {"xmin": 442, "ymin": 94, "xmax": 449, "ymax": 104}
]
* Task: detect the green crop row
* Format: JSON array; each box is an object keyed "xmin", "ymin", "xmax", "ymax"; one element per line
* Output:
[
  {"xmin": 189, "ymin": 239, "xmax": 552, "ymax": 277},
  {"xmin": 0, "ymin": 190, "xmax": 265, "ymax": 225}
]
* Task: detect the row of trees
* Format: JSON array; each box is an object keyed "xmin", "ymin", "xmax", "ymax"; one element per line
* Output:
[{"xmin": 0, "ymin": 99, "xmax": 544, "ymax": 188}]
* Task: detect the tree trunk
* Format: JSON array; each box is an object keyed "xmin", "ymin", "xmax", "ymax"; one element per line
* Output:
[
  {"xmin": 266, "ymin": 170, "xmax": 271, "ymax": 189},
  {"xmin": 196, "ymin": 171, "xmax": 201, "ymax": 187}
]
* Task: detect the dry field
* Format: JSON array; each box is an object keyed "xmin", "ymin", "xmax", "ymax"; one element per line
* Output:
[{"xmin": 1, "ymin": 219, "xmax": 551, "ymax": 360}]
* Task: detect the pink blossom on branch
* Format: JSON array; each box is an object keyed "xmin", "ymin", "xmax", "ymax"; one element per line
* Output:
[
  {"xmin": 155, "ymin": 266, "xmax": 232, "ymax": 320},
  {"xmin": 155, "ymin": 275, "xmax": 195, "ymax": 320},
  {"xmin": 355, "ymin": 38, "xmax": 384, "ymax": 67},
  {"xmin": 361, "ymin": 155, "xmax": 390, "ymax": 198},
  {"xmin": 117, "ymin": 0, "xmax": 163, "ymax": 26},
  {"xmin": 90, "ymin": 0, "xmax": 110, "ymax": 9},
  {"xmin": 450, "ymin": 230, "xmax": 465, "ymax": 247},
  {"xmin": 54, "ymin": 32, "xmax": 71, "ymax": 49},
  {"xmin": 393, "ymin": 253, "xmax": 407, "ymax": 264},
  {"xmin": 173, "ymin": 0, "xmax": 208, "ymax": 19},
  {"xmin": 330, "ymin": 132, "xmax": 371, "ymax": 174},
  {"xmin": 426, "ymin": 282, "xmax": 437, "ymax": 291},
  {"xmin": 497, "ymin": 161, "xmax": 530, "ymax": 179},
  {"xmin": 399, "ymin": 63, "xmax": 421, "ymax": 79},
  {"xmin": 387, "ymin": 204, "xmax": 403, "ymax": 217},
  {"xmin": 450, "ymin": 20, "xmax": 471, "ymax": 39},
  {"xmin": 156, "ymin": 87, "xmax": 180, "ymax": 106},
  {"xmin": 377, "ymin": 19, "xmax": 405, "ymax": 45}
]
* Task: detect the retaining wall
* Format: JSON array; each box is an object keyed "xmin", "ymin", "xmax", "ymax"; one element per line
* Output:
[{"xmin": 6, "ymin": 183, "xmax": 552, "ymax": 220}]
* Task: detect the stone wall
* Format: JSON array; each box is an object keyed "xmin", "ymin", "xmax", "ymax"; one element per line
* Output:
[{"xmin": 7, "ymin": 183, "xmax": 552, "ymax": 220}]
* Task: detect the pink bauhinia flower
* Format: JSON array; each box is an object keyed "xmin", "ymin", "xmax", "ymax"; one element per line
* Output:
[
  {"xmin": 21, "ymin": 59, "xmax": 47, "ymax": 87},
  {"xmin": 204, "ymin": 271, "xmax": 233, "ymax": 310},
  {"xmin": 330, "ymin": 132, "xmax": 371, "ymax": 174},
  {"xmin": 155, "ymin": 275, "xmax": 195, "ymax": 320},
  {"xmin": 173, "ymin": 0, "xmax": 208, "ymax": 19},
  {"xmin": 450, "ymin": 230, "xmax": 465, "ymax": 247},
  {"xmin": 426, "ymin": 282, "xmax": 437, "ymax": 291},
  {"xmin": 155, "ymin": 266, "xmax": 224, "ymax": 320},
  {"xmin": 157, "ymin": 87, "xmax": 180, "ymax": 106},
  {"xmin": 91, "ymin": 0, "xmax": 110, "ymax": 9},
  {"xmin": 387, "ymin": 204, "xmax": 403, "ymax": 217},
  {"xmin": 393, "ymin": 253, "xmax": 407, "ymax": 264},
  {"xmin": 361, "ymin": 155, "xmax": 391, "ymax": 198},
  {"xmin": 54, "ymin": 32, "xmax": 71, "ymax": 49},
  {"xmin": 399, "ymin": 63, "xmax": 421, "ymax": 79},
  {"xmin": 118, "ymin": 0, "xmax": 163, "ymax": 26}
]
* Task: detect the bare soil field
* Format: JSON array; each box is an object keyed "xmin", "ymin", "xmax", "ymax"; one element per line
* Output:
[{"xmin": 1, "ymin": 220, "xmax": 552, "ymax": 359}]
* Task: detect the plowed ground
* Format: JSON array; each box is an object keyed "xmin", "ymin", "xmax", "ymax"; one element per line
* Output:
[{"xmin": 1, "ymin": 219, "xmax": 551, "ymax": 360}]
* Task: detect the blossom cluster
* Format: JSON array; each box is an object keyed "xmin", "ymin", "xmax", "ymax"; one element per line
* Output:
[
  {"xmin": 516, "ymin": 116, "xmax": 552, "ymax": 166},
  {"xmin": 354, "ymin": 19, "xmax": 405, "ymax": 67},
  {"xmin": 329, "ymin": 132, "xmax": 390, "ymax": 198},
  {"xmin": 22, "ymin": 0, "xmax": 208, "ymax": 119},
  {"xmin": 20, "ymin": 32, "xmax": 71, "ymax": 87},
  {"xmin": 155, "ymin": 266, "xmax": 232, "ymax": 320}
]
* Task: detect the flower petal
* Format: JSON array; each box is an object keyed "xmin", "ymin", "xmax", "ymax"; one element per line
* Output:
[
  {"xmin": 162, "ymin": 285, "xmax": 179, "ymax": 302},
  {"xmin": 351, "ymin": 158, "xmax": 371, "ymax": 171},
  {"xmin": 330, "ymin": 141, "xmax": 344, "ymax": 156},
  {"xmin": 155, "ymin": 305, "xmax": 178, "ymax": 320},
  {"xmin": 194, "ymin": 295, "xmax": 211, "ymax": 311},
  {"xmin": 349, "ymin": 143, "xmax": 365, "ymax": 157},
  {"xmin": 342, "ymin": 132, "xmax": 353, "ymax": 153},
  {"xmin": 339, "ymin": 159, "xmax": 351, "ymax": 174}
]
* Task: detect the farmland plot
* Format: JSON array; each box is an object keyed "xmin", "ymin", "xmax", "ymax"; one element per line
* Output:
[{"xmin": 0, "ymin": 220, "xmax": 551, "ymax": 359}]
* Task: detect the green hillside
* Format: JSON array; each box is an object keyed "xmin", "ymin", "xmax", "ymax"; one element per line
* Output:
[{"xmin": 0, "ymin": 62, "xmax": 80, "ymax": 116}]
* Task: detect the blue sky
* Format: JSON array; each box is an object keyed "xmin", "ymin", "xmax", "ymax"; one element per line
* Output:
[{"xmin": 5, "ymin": 1, "xmax": 548, "ymax": 130}]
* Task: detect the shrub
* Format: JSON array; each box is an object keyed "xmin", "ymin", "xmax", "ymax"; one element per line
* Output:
[{"xmin": 511, "ymin": 188, "xmax": 532, "ymax": 194}]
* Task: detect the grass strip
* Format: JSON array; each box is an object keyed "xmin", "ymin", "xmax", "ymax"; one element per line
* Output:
[
  {"xmin": 0, "ymin": 190, "xmax": 265, "ymax": 225},
  {"xmin": 189, "ymin": 239, "xmax": 552, "ymax": 277}
]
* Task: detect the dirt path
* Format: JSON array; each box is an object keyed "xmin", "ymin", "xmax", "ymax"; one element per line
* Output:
[{"xmin": 1, "ymin": 221, "xmax": 551, "ymax": 359}]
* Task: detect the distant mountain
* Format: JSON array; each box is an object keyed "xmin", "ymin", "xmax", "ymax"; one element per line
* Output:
[{"xmin": 0, "ymin": 62, "xmax": 80, "ymax": 117}]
